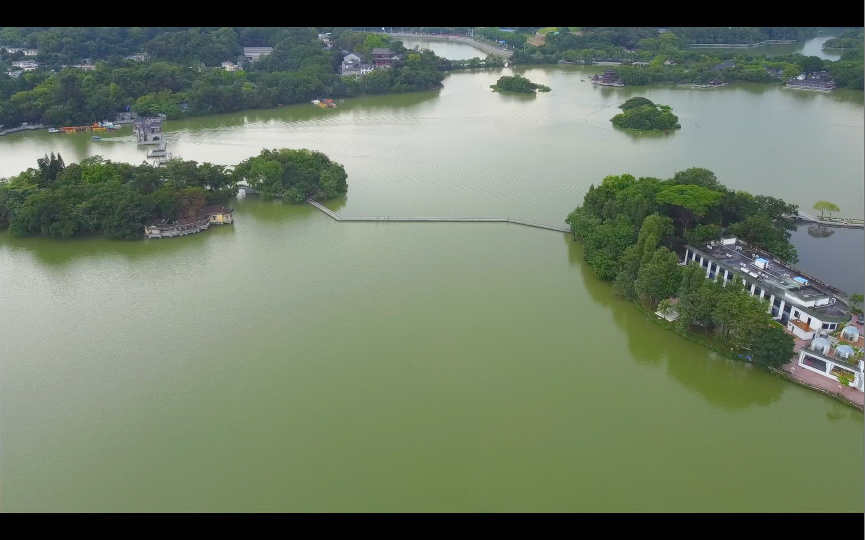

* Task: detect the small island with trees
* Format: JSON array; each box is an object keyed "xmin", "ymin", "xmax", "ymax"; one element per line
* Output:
[
  {"xmin": 490, "ymin": 75, "xmax": 551, "ymax": 94},
  {"xmin": 610, "ymin": 97, "xmax": 681, "ymax": 131},
  {"xmin": 0, "ymin": 148, "xmax": 348, "ymax": 240}
]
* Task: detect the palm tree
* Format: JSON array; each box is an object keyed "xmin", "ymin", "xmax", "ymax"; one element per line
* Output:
[{"xmin": 658, "ymin": 299, "xmax": 673, "ymax": 316}]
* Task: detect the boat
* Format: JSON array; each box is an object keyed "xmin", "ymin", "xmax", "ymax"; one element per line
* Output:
[
  {"xmin": 48, "ymin": 128, "xmax": 60, "ymax": 133},
  {"xmin": 311, "ymin": 100, "xmax": 327, "ymax": 108},
  {"xmin": 324, "ymin": 98, "xmax": 337, "ymax": 109},
  {"xmin": 91, "ymin": 136, "xmax": 102, "ymax": 141}
]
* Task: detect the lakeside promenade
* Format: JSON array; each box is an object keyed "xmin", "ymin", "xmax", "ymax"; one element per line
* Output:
[{"xmin": 385, "ymin": 32, "xmax": 514, "ymax": 59}]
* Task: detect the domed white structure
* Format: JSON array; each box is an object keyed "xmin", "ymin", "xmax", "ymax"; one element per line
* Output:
[
  {"xmin": 835, "ymin": 344, "xmax": 855, "ymax": 360},
  {"xmin": 840, "ymin": 326, "xmax": 860, "ymax": 343},
  {"xmin": 810, "ymin": 337, "xmax": 830, "ymax": 355}
]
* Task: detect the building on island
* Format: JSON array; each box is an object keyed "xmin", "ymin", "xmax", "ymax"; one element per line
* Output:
[
  {"xmin": 341, "ymin": 62, "xmax": 374, "ymax": 77},
  {"xmin": 785, "ymin": 71, "xmax": 836, "ymax": 91},
  {"xmin": 590, "ymin": 69, "xmax": 625, "ymax": 87},
  {"xmin": 243, "ymin": 47, "xmax": 273, "ymax": 63},
  {"xmin": 145, "ymin": 207, "xmax": 234, "ymax": 239},
  {"xmin": 712, "ymin": 60, "xmax": 736, "ymax": 71},
  {"xmin": 372, "ymin": 48, "xmax": 396, "ymax": 67},
  {"xmin": 204, "ymin": 206, "xmax": 234, "ymax": 224},
  {"xmin": 797, "ymin": 331, "xmax": 864, "ymax": 391},
  {"xmin": 684, "ymin": 237, "xmax": 850, "ymax": 330},
  {"xmin": 684, "ymin": 236, "xmax": 862, "ymax": 392},
  {"xmin": 133, "ymin": 118, "xmax": 164, "ymax": 146},
  {"xmin": 343, "ymin": 52, "xmax": 363, "ymax": 64}
]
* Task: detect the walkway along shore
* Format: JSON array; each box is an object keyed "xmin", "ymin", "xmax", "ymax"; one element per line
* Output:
[
  {"xmin": 306, "ymin": 199, "xmax": 569, "ymax": 233},
  {"xmin": 795, "ymin": 211, "xmax": 864, "ymax": 229},
  {"xmin": 385, "ymin": 33, "xmax": 514, "ymax": 59}
]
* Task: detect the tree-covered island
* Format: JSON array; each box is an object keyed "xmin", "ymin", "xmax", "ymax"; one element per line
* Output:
[
  {"xmin": 610, "ymin": 97, "xmax": 680, "ymax": 131},
  {"xmin": 490, "ymin": 75, "xmax": 551, "ymax": 94},
  {"xmin": 566, "ymin": 167, "xmax": 800, "ymax": 368},
  {"xmin": 0, "ymin": 148, "xmax": 347, "ymax": 239}
]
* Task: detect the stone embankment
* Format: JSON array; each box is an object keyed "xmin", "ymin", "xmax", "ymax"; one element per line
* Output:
[
  {"xmin": 386, "ymin": 33, "xmax": 513, "ymax": 59},
  {"xmin": 684, "ymin": 39, "xmax": 797, "ymax": 49},
  {"xmin": 0, "ymin": 123, "xmax": 45, "ymax": 136}
]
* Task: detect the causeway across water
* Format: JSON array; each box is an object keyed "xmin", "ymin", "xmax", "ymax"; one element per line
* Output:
[{"xmin": 307, "ymin": 199, "xmax": 571, "ymax": 233}]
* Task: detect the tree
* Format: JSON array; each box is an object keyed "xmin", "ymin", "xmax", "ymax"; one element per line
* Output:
[
  {"xmin": 750, "ymin": 324, "xmax": 795, "ymax": 368},
  {"xmin": 712, "ymin": 277, "xmax": 768, "ymax": 348},
  {"xmin": 813, "ymin": 200, "xmax": 840, "ymax": 219},
  {"xmin": 655, "ymin": 184, "xmax": 723, "ymax": 231},
  {"xmin": 728, "ymin": 214, "xmax": 798, "ymax": 264},
  {"xmin": 673, "ymin": 167, "xmax": 720, "ymax": 190},
  {"xmin": 657, "ymin": 299, "xmax": 673, "ymax": 315},
  {"xmin": 635, "ymin": 247, "xmax": 681, "ymax": 307},
  {"xmin": 850, "ymin": 293, "xmax": 863, "ymax": 314},
  {"xmin": 836, "ymin": 370, "xmax": 854, "ymax": 387}
]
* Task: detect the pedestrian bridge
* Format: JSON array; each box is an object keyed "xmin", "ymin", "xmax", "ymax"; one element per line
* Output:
[{"xmin": 306, "ymin": 199, "xmax": 571, "ymax": 233}]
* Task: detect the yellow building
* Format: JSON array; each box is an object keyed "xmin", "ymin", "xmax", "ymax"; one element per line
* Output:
[{"xmin": 205, "ymin": 206, "xmax": 234, "ymax": 224}]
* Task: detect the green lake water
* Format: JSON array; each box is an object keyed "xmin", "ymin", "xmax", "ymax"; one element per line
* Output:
[{"xmin": 1, "ymin": 43, "xmax": 863, "ymax": 511}]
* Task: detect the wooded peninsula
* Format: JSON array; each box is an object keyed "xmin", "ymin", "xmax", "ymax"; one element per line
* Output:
[
  {"xmin": 1, "ymin": 27, "xmax": 860, "ymax": 131},
  {"xmin": 566, "ymin": 167, "xmax": 800, "ymax": 367},
  {"xmin": 0, "ymin": 148, "xmax": 347, "ymax": 239}
]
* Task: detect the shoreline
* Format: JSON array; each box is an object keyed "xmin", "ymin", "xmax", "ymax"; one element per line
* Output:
[
  {"xmin": 630, "ymin": 273, "xmax": 864, "ymax": 411},
  {"xmin": 684, "ymin": 39, "xmax": 798, "ymax": 49},
  {"xmin": 2, "ymin": 61, "xmax": 860, "ymax": 140},
  {"xmin": 386, "ymin": 32, "xmax": 513, "ymax": 59}
]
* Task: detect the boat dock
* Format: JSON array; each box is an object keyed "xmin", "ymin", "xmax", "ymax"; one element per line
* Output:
[{"xmin": 306, "ymin": 199, "xmax": 570, "ymax": 233}]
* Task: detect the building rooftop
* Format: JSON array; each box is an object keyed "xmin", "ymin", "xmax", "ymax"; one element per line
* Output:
[
  {"xmin": 243, "ymin": 47, "xmax": 273, "ymax": 61},
  {"xmin": 372, "ymin": 48, "xmax": 393, "ymax": 55},
  {"xmin": 687, "ymin": 236, "xmax": 849, "ymax": 318}
]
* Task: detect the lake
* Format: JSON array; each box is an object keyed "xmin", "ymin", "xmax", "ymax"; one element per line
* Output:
[{"xmin": 0, "ymin": 39, "xmax": 862, "ymax": 512}]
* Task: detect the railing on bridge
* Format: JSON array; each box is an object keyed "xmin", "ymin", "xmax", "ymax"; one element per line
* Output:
[{"xmin": 305, "ymin": 199, "xmax": 570, "ymax": 233}]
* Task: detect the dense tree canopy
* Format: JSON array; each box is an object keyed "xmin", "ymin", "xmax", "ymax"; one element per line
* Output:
[
  {"xmin": 490, "ymin": 75, "xmax": 550, "ymax": 94},
  {"xmin": 0, "ymin": 27, "xmax": 449, "ymax": 127},
  {"xmin": 566, "ymin": 166, "xmax": 802, "ymax": 361},
  {"xmin": 610, "ymin": 97, "xmax": 680, "ymax": 131},
  {"xmin": 0, "ymin": 148, "xmax": 347, "ymax": 239},
  {"xmin": 233, "ymin": 148, "xmax": 347, "ymax": 202},
  {"xmin": 511, "ymin": 26, "xmax": 862, "ymax": 90}
]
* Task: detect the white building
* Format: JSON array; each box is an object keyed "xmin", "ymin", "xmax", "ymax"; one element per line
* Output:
[
  {"xmin": 71, "ymin": 60, "xmax": 96, "ymax": 71},
  {"xmin": 3, "ymin": 47, "xmax": 38, "ymax": 56},
  {"xmin": 340, "ymin": 62, "xmax": 374, "ymax": 77},
  {"xmin": 343, "ymin": 52, "xmax": 363, "ymax": 64},
  {"xmin": 797, "ymin": 334, "xmax": 864, "ymax": 392},
  {"xmin": 243, "ymin": 47, "xmax": 273, "ymax": 62},
  {"xmin": 222, "ymin": 61, "xmax": 241, "ymax": 72},
  {"xmin": 11, "ymin": 60, "xmax": 38, "ymax": 71},
  {"xmin": 125, "ymin": 53, "xmax": 149, "ymax": 62},
  {"xmin": 683, "ymin": 237, "xmax": 850, "ymax": 333}
]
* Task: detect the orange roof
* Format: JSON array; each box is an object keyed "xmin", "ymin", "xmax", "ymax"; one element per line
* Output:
[{"xmin": 789, "ymin": 319, "xmax": 813, "ymax": 333}]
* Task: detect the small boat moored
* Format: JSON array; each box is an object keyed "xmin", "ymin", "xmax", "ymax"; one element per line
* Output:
[
  {"xmin": 91, "ymin": 136, "xmax": 102, "ymax": 141},
  {"xmin": 48, "ymin": 128, "xmax": 61, "ymax": 133}
]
